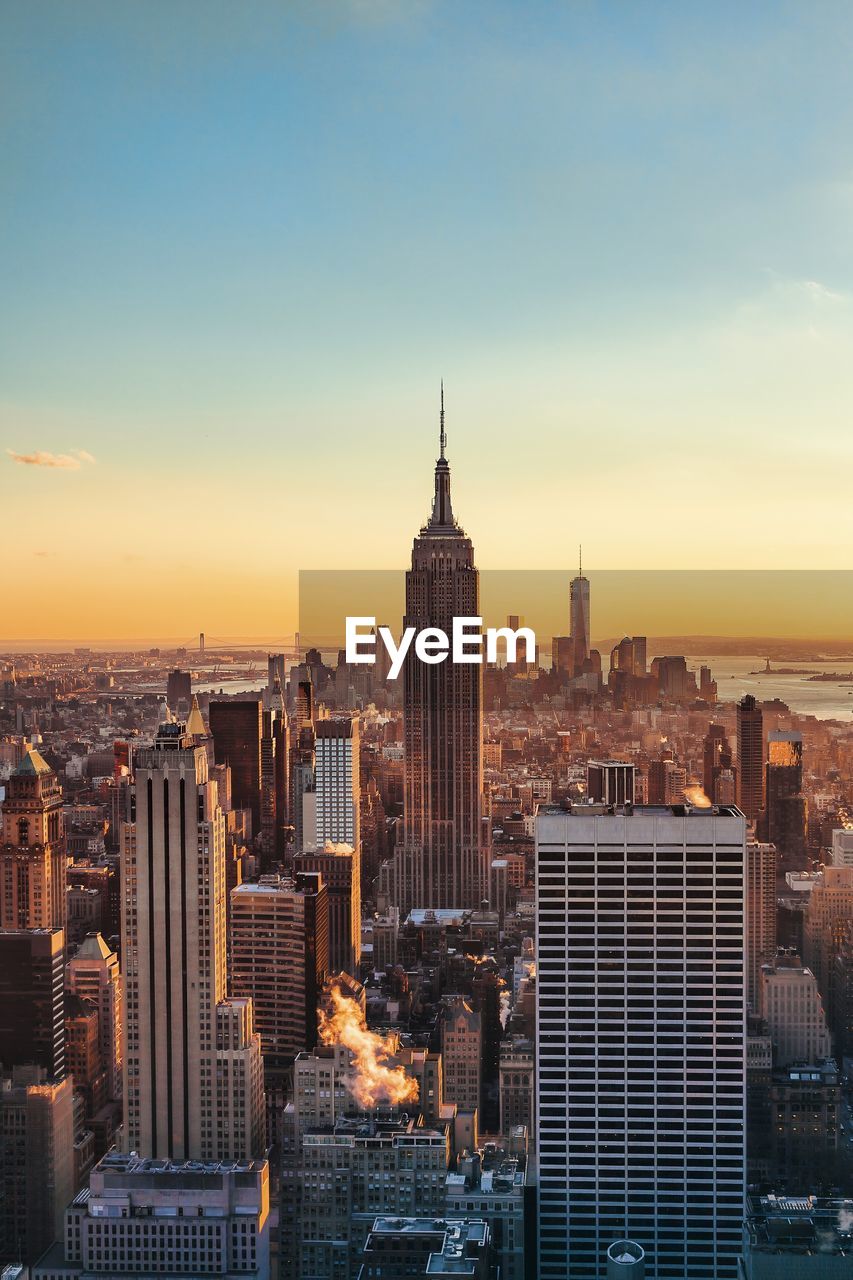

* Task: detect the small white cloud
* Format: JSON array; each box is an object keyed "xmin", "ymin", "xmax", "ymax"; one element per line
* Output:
[{"xmin": 7, "ymin": 448, "xmax": 96, "ymax": 470}]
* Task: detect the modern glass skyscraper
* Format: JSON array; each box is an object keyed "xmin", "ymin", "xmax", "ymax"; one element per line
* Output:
[
  {"xmin": 536, "ymin": 802, "xmax": 746, "ymax": 1280},
  {"xmin": 570, "ymin": 549, "xmax": 590, "ymax": 666},
  {"xmin": 395, "ymin": 392, "xmax": 486, "ymax": 911}
]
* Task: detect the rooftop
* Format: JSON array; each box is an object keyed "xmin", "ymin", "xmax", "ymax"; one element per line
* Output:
[
  {"xmin": 746, "ymin": 1195, "xmax": 853, "ymax": 1256},
  {"xmin": 94, "ymin": 1152, "xmax": 266, "ymax": 1177},
  {"xmin": 539, "ymin": 801, "xmax": 744, "ymax": 819}
]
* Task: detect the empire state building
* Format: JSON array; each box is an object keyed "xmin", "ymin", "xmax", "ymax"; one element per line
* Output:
[{"xmin": 395, "ymin": 390, "xmax": 487, "ymax": 911}]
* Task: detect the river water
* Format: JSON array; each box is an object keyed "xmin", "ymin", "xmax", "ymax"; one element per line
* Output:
[
  {"xmin": 685, "ymin": 656, "xmax": 853, "ymax": 722},
  {"xmin": 195, "ymin": 657, "xmax": 853, "ymax": 722}
]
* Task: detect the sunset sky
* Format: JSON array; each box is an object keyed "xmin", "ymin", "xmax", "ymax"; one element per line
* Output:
[{"xmin": 3, "ymin": 1, "xmax": 853, "ymax": 644}]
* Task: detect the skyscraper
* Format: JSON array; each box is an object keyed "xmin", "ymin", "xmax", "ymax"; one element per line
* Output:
[
  {"xmin": 703, "ymin": 724, "xmax": 735, "ymax": 804},
  {"xmin": 230, "ymin": 872, "xmax": 329, "ymax": 1080},
  {"xmin": 737, "ymin": 695, "xmax": 764, "ymax": 825},
  {"xmin": 313, "ymin": 717, "xmax": 360, "ymax": 850},
  {"xmin": 396, "ymin": 392, "xmax": 486, "ymax": 911},
  {"xmin": 569, "ymin": 548, "xmax": 590, "ymax": 667},
  {"xmin": 0, "ymin": 747, "xmax": 66, "ymax": 930},
  {"xmin": 745, "ymin": 841, "xmax": 777, "ymax": 1011},
  {"xmin": 0, "ymin": 1066, "xmax": 75, "ymax": 1266},
  {"xmin": 762, "ymin": 730, "xmax": 806, "ymax": 862},
  {"xmin": 121, "ymin": 720, "xmax": 264, "ymax": 1161},
  {"xmin": 66, "ymin": 932, "xmax": 123, "ymax": 1103},
  {"xmin": 0, "ymin": 927, "xmax": 66, "ymax": 1081},
  {"xmin": 209, "ymin": 699, "xmax": 263, "ymax": 834},
  {"xmin": 295, "ymin": 842, "xmax": 360, "ymax": 976},
  {"xmin": 536, "ymin": 802, "xmax": 746, "ymax": 1280}
]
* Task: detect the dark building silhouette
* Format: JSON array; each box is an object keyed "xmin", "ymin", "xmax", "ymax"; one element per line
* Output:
[
  {"xmin": 587, "ymin": 760, "xmax": 635, "ymax": 806},
  {"xmin": 762, "ymin": 731, "xmax": 807, "ymax": 863},
  {"xmin": 396, "ymin": 390, "xmax": 485, "ymax": 910},
  {"xmin": 0, "ymin": 927, "xmax": 66, "ymax": 1080},
  {"xmin": 209, "ymin": 699, "xmax": 263, "ymax": 833},
  {"xmin": 737, "ymin": 694, "xmax": 764, "ymax": 824},
  {"xmin": 703, "ymin": 724, "xmax": 736, "ymax": 803},
  {"xmin": 166, "ymin": 668, "xmax": 192, "ymax": 712}
]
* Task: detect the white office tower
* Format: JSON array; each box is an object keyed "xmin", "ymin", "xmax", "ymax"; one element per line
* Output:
[
  {"xmin": 313, "ymin": 718, "xmax": 360, "ymax": 850},
  {"xmin": 122, "ymin": 721, "xmax": 264, "ymax": 1161},
  {"xmin": 536, "ymin": 802, "xmax": 746, "ymax": 1280}
]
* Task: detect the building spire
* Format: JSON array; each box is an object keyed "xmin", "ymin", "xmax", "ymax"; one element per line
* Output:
[
  {"xmin": 439, "ymin": 380, "xmax": 446, "ymax": 460},
  {"xmin": 579, "ymin": 544, "xmax": 582, "ymax": 576},
  {"xmin": 427, "ymin": 382, "xmax": 457, "ymax": 531}
]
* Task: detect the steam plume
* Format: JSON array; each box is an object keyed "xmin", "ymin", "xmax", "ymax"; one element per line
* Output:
[
  {"xmin": 683, "ymin": 784, "xmax": 712, "ymax": 809},
  {"xmin": 318, "ymin": 981, "xmax": 419, "ymax": 1109}
]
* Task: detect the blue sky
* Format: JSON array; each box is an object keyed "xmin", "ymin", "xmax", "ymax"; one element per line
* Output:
[{"xmin": 2, "ymin": 1, "xmax": 853, "ymax": 638}]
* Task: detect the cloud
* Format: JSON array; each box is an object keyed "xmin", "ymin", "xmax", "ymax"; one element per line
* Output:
[{"xmin": 6, "ymin": 448, "xmax": 96, "ymax": 469}]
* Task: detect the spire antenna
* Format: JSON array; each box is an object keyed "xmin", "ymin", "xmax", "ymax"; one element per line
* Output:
[
  {"xmin": 579, "ymin": 544, "xmax": 582, "ymax": 576},
  {"xmin": 439, "ymin": 380, "xmax": 446, "ymax": 460}
]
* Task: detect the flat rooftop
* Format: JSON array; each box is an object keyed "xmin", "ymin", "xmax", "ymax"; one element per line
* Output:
[{"xmin": 538, "ymin": 802, "xmax": 744, "ymax": 819}]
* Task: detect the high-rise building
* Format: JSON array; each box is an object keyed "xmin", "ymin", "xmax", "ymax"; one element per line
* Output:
[
  {"xmin": 166, "ymin": 668, "xmax": 192, "ymax": 712},
  {"xmin": 758, "ymin": 952, "xmax": 831, "ymax": 1067},
  {"xmin": 646, "ymin": 756, "xmax": 687, "ymax": 805},
  {"xmin": 803, "ymin": 865, "xmax": 853, "ymax": 1000},
  {"xmin": 498, "ymin": 1037, "xmax": 534, "ymax": 1140},
  {"xmin": 587, "ymin": 760, "xmax": 635, "ymax": 807},
  {"xmin": 0, "ymin": 927, "xmax": 66, "ymax": 1081},
  {"xmin": 570, "ymin": 549, "xmax": 590, "ymax": 667},
  {"xmin": 703, "ymin": 725, "xmax": 735, "ymax": 804},
  {"xmin": 35, "ymin": 1151, "xmax": 271, "ymax": 1280},
  {"xmin": 121, "ymin": 720, "xmax": 264, "ymax": 1161},
  {"xmin": 737, "ymin": 695, "xmax": 764, "ymax": 825},
  {"xmin": 396, "ymin": 396, "xmax": 486, "ymax": 911},
  {"xmin": 441, "ymin": 996, "xmax": 482, "ymax": 1116},
  {"xmin": 268, "ymin": 652, "xmax": 286, "ymax": 690},
  {"xmin": 762, "ymin": 731, "xmax": 806, "ymax": 863},
  {"xmin": 66, "ymin": 933, "xmax": 123, "ymax": 1103},
  {"xmin": 314, "ymin": 717, "xmax": 360, "ymax": 849},
  {"xmin": 536, "ymin": 802, "xmax": 746, "ymax": 1280},
  {"xmin": 230, "ymin": 873, "xmax": 329, "ymax": 1080},
  {"xmin": 746, "ymin": 841, "xmax": 777, "ymax": 1011},
  {"xmin": 0, "ymin": 1066, "xmax": 75, "ymax": 1267},
  {"xmin": 209, "ymin": 699, "xmax": 263, "ymax": 834},
  {"xmin": 294, "ymin": 842, "xmax": 360, "ymax": 976},
  {"xmin": 260, "ymin": 704, "xmax": 288, "ymax": 864},
  {"xmin": 0, "ymin": 747, "xmax": 66, "ymax": 930}
]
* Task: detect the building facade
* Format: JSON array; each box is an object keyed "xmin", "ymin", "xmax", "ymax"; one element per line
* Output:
[
  {"xmin": 230, "ymin": 873, "xmax": 329, "ymax": 1078},
  {"xmin": 0, "ymin": 748, "xmax": 66, "ymax": 930},
  {"xmin": 35, "ymin": 1151, "xmax": 271, "ymax": 1280},
  {"xmin": 121, "ymin": 721, "xmax": 264, "ymax": 1161},
  {"xmin": 395, "ymin": 403, "xmax": 486, "ymax": 912},
  {"xmin": 536, "ymin": 802, "xmax": 746, "ymax": 1280}
]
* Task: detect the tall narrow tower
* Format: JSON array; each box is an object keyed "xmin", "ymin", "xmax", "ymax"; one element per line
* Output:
[
  {"xmin": 396, "ymin": 388, "xmax": 486, "ymax": 910},
  {"xmin": 570, "ymin": 547, "xmax": 590, "ymax": 667},
  {"xmin": 737, "ymin": 694, "xmax": 764, "ymax": 825}
]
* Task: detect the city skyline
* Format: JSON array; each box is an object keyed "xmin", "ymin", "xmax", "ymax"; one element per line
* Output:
[{"xmin": 4, "ymin": 2, "xmax": 853, "ymax": 642}]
